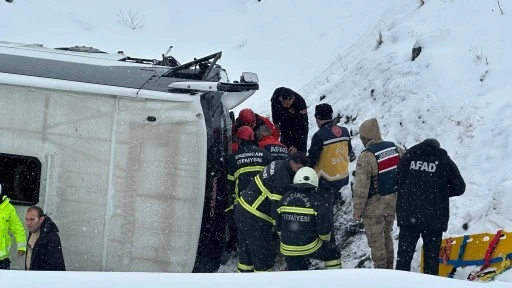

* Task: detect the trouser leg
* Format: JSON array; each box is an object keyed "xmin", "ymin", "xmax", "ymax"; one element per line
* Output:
[
  {"xmin": 235, "ymin": 207, "xmax": 253, "ymax": 272},
  {"xmin": 311, "ymin": 241, "xmax": 342, "ymax": 269},
  {"xmin": 317, "ymin": 187, "xmax": 335, "ymax": 227},
  {"xmin": 285, "ymin": 256, "xmax": 309, "ymax": 271},
  {"xmin": 396, "ymin": 226, "xmax": 421, "ymax": 271},
  {"xmin": 297, "ymin": 134, "xmax": 308, "ymax": 153},
  {"xmin": 246, "ymin": 216, "xmax": 274, "ymax": 272},
  {"xmin": 384, "ymin": 215, "xmax": 395, "ymax": 269},
  {"xmin": 0, "ymin": 258, "xmax": 11, "ymax": 270},
  {"xmin": 225, "ymin": 209, "xmax": 238, "ymax": 254},
  {"xmin": 363, "ymin": 215, "xmax": 387, "ymax": 268},
  {"xmin": 421, "ymin": 230, "xmax": 443, "ymax": 275}
]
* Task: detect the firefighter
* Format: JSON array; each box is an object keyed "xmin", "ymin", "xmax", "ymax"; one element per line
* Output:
[
  {"xmin": 232, "ymin": 108, "xmax": 279, "ymax": 153},
  {"xmin": 275, "ymin": 167, "xmax": 342, "ymax": 271},
  {"xmin": 235, "ymin": 152, "xmax": 310, "ymax": 272},
  {"xmin": 256, "ymin": 125, "xmax": 289, "ymax": 161},
  {"xmin": 225, "ymin": 126, "xmax": 272, "ymax": 255}
]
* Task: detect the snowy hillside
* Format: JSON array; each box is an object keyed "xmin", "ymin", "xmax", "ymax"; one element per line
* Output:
[
  {"xmin": 2, "ymin": 0, "xmax": 512, "ymax": 284},
  {"xmin": 295, "ymin": 0, "xmax": 512, "ymax": 281}
]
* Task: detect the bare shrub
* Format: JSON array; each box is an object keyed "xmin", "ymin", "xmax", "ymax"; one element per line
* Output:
[
  {"xmin": 497, "ymin": 0, "xmax": 504, "ymax": 14},
  {"xmin": 375, "ymin": 30, "xmax": 384, "ymax": 50},
  {"xmin": 117, "ymin": 9, "xmax": 145, "ymax": 30}
]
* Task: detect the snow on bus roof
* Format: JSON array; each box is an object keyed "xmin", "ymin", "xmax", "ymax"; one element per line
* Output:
[{"xmin": 0, "ymin": 41, "xmax": 152, "ymax": 67}]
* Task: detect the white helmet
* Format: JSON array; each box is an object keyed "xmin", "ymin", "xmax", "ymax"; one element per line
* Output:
[{"xmin": 293, "ymin": 167, "xmax": 319, "ymax": 188}]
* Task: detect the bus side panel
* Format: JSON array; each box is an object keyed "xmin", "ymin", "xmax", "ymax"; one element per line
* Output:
[
  {"xmin": 104, "ymin": 97, "xmax": 206, "ymax": 272},
  {"xmin": 0, "ymin": 85, "xmax": 113, "ymax": 271}
]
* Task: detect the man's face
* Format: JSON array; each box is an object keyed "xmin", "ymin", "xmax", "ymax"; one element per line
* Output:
[
  {"xmin": 290, "ymin": 160, "xmax": 305, "ymax": 172},
  {"xmin": 25, "ymin": 210, "xmax": 44, "ymax": 233},
  {"xmin": 315, "ymin": 117, "xmax": 322, "ymax": 128},
  {"xmin": 280, "ymin": 96, "xmax": 295, "ymax": 108}
]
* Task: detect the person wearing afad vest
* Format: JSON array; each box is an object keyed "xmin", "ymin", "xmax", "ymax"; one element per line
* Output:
[
  {"xmin": 352, "ymin": 118, "xmax": 403, "ymax": 269},
  {"xmin": 395, "ymin": 138, "xmax": 465, "ymax": 275}
]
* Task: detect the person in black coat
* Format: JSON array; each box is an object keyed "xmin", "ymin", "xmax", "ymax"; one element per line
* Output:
[
  {"xmin": 235, "ymin": 152, "xmax": 310, "ymax": 272},
  {"xmin": 275, "ymin": 167, "xmax": 342, "ymax": 271},
  {"xmin": 225, "ymin": 126, "xmax": 272, "ymax": 255},
  {"xmin": 395, "ymin": 138, "xmax": 465, "ymax": 275},
  {"xmin": 25, "ymin": 206, "xmax": 65, "ymax": 271},
  {"xmin": 270, "ymin": 87, "xmax": 309, "ymax": 153}
]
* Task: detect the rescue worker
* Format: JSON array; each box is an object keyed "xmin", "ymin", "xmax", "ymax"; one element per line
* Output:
[
  {"xmin": 226, "ymin": 126, "xmax": 272, "ymax": 255},
  {"xmin": 352, "ymin": 118, "xmax": 404, "ymax": 269},
  {"xmin": 25, "ymin": 206, "xmax": 65, "ymax": 270},
  {"xmin": 0, "ymin": 184, "xmax": 27, "ymax": 269},
  {"xmin": 256, "ymin": 125, "xmax": 289, "ymax": 161},
  {"xmin": 235, "ymin": 152, "xmax": 310, "ymax": 272},
  {"xmin": 308, "ymin": 103, "xmax": 355, "ymax": 221},
  {"xmin": 395, "ymin": 138, "xmax": 465, "ymax": 275},
  {"xmin": 275, "ymin": 167, "xmax": 342, "ymax": 271},
  {"xmin": 232, "ymin": 108, "xmax": 279, "ymax": 153},
  {"xmin": 270, "ymin": 87, "xmax": 309, "ymax": 153}
]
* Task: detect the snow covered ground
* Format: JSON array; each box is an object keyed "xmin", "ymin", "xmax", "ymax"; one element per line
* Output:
[
  {"xmin": 1, "ymin": 269, "xmax": 511, "ymax": 288},
  {"xmin": 1, "ymin": 0, "xmax": 512, "ymax": 285}
]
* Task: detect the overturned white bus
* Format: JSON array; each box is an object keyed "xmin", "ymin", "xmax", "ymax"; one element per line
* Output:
[{"xmin": 0, "ymin": 42, "xmax": 257, "ymax": 272}]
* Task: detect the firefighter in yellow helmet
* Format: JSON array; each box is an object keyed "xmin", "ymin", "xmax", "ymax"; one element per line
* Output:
[{"xmin": 275, "ymin": 167, "xmax": 342, "ymax": 270}]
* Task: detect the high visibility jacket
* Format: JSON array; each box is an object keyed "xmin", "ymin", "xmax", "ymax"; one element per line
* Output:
[
  {"xmin": 276, "ymin": 188, "xmax": 332, "ymax": 256},
  {"xmin": 258, "ymin": 136, "xmax": 289, "ymax": 161},
  {"xmin": 308, "ymin": 121, "xmax": 354, "ymax": 189},
  {"xmin": 227, "ymin": 142, "xmax": 272, "ymax": 209},
  {"xmin": 238, "ymin": 160, "xmax": 295, "ymax": 224},
  {"xmin": 0, "ymin": 196, "xmax": 27, "ymax": 260}
]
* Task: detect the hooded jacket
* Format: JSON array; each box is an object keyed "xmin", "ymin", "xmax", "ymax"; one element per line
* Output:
[
  {"xmin": 353, "ymin": 118, "xmax": 404, "ymax": 217},
  {"xmin": 0, "ymin": 195, "xmax": 27, "ymax": 261},
  {"xmin": 26, "ymin": 215, "xmax": 65, "ymax": 271},
  {"xmin": 258, "ymin": 136, "xmax": 289, "ymax": 161},
  {"xmin": 396, "ymin": 140, "xmax": 466, "ymax": 231}
]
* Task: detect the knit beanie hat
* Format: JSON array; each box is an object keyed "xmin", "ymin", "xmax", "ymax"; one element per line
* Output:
[
  {"xmin": 314, "ymin": 103, "xmax": 333, "ymax": 120},
  {"xmin": 423, "ymin": 138, "xmax": 440, "ymax": 148}
]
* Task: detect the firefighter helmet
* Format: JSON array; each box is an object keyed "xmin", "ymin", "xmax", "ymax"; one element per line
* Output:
[
  {"xmin": 238, "ymin": 108, "xmax": 256, "ymax": 126},
  {"xmin": 293, "ymin": 167, "xmax": 319, "ymax": 188},
  {"xmin": 237, "ymin": 125, "xmax": 254, "ymax": 141}
]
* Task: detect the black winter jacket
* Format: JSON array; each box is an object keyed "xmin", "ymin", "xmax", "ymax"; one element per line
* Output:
[
  {"xmin": 396, "ymin": 141, "xmax": 466, "ymax": 231},
  {"xmin": 227, "ymin": 141, "xmax": 272, "ymax": 206},
  {"xmin": 271, "ymin": 88, "xmax": 308, "ymax": 149},
  {"xmin": 275, "ymin": 187, "xmax": 332, "ymax": 256},
  {"xmin": 26, "ymin": 216, "xmax": 65, "ymax": 271},
  {"xmin": 238, "ymin": 160, "xmax": 296, "ymax": 223}
]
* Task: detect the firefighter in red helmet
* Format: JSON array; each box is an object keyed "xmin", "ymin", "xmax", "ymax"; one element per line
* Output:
[
  {"xmin": 231, "ymin": 108, "xmax": 279, "ymax": 153},
  {"xmin": 225, "ymin": 126, "xmax": 272, "ymax": 256}
]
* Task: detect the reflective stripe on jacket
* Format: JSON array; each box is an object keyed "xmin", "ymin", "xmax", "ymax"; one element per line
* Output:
[
  {"xmin": 276, "ymin": 188, "xmax": 332, "ymax": 256},
  {"xmin": 309, "ymin": 121, "xmax": 353, "ymax": 189},
  {"xmin": 238, "ymin": 160, "xmax": 295, "ymax": 223}
]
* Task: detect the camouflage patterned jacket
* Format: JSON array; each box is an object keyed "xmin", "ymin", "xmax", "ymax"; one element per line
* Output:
[{"xmin": 353, "ymin": 138, "xmax": 404, "ymax": 218}]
